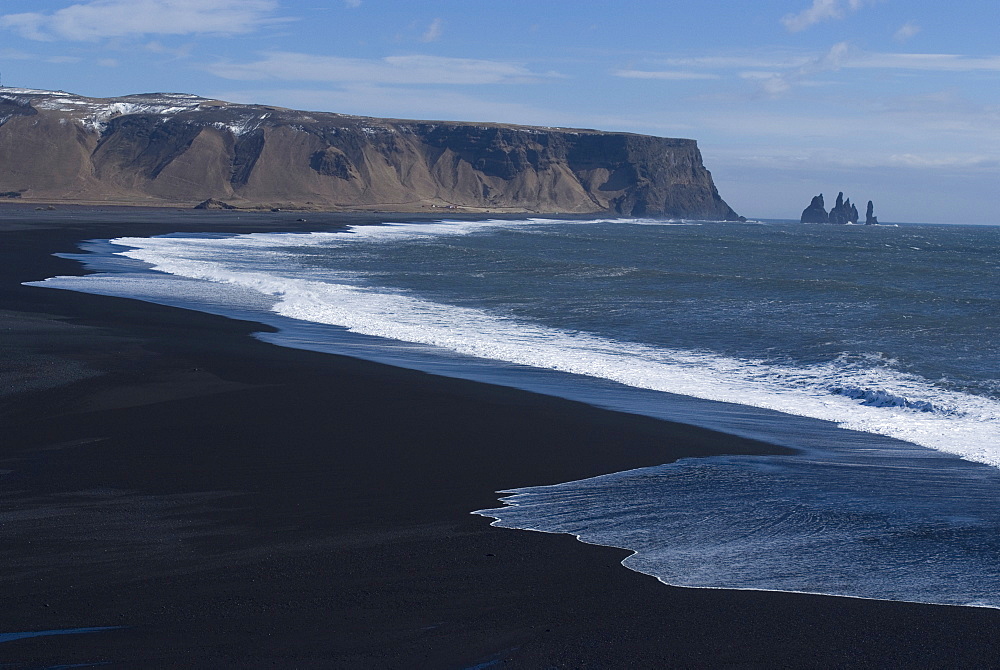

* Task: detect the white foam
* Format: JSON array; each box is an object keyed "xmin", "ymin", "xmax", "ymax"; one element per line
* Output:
[{"xmin": 34, "ymin": 219, "xmax": 1000, "ymax": 467}]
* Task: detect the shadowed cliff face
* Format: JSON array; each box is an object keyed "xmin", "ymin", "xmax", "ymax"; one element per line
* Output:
[{"xmin": 0, "ymin": 88, "xmax": 739, "ymax": 219}]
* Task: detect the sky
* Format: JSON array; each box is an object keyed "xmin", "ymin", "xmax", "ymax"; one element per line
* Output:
[{"xmin": 2, "ymin": 1, "xmax": 1000, "ymax": 224}]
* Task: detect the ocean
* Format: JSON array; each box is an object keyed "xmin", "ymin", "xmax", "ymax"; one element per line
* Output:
[{"xmin": 28, "ymin": 216, "xmax": 1000, "ymax": 608}]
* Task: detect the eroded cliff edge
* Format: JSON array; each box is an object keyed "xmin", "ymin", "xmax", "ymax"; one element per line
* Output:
[{"xmin": 0, "ymin": 88, "xmax": 739, "ymax": 219}]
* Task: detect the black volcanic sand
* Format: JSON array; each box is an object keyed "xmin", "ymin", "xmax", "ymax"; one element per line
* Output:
[{"xmin": 2, "ymin": 207, "xmax": 1000, "ymax": 668}]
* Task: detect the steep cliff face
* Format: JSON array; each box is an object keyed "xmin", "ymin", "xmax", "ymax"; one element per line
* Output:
[{"xmin": 0, "ymin": 88, "xmax": 739, "ymax": 218}]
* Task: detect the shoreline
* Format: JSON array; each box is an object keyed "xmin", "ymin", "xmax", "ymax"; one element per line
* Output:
[
  {"xmin": 3, "ymin": 210, "xmax": 1000, "ymax": 666},
  {"xmin": 0, "ymin": 198, "xmax": 593, "ymax": 217}
]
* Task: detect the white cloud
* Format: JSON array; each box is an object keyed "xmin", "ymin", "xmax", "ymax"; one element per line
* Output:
[
  {"xmin": 709, "ymin": 144, "xmax": 1000, "ymax": 171},
  {"xmin": 662, "ymin": 54, "xmax": 812, "ymax": 69},
  {"xmin": 0, "ymin": 47, "xmax": 82, "ymax": 64},
  {"xmin": 421, "ymin": 18, "xmax": 443, "ymax": 43},
  {"xmin": 675, "ymin": 47, "xmax": 1000, "ymax": 76},
  {"xmin": 697, "ymin": 92, "xmax": 1000, "ymax": 156},
  {"xmin": 893, "ymin": 21, "xmax": 921, "ymax": 43},
  {"xmin": 614, "ymin": 69, "xmax": 720, "ymax": 81},
  {"xmin": 208, "ymin": 52, "xmax": 554, "ymax": 85},
  {"xmin": 781, "ymin": 0, "xmax": 869, "ymax": 32},
  {"xmin": 739, "ymin": 71, "xmax": 792, "ymax": 95},
  {"xmin": 0, "ymin": 47, "xmax": 37, "ymax": 60},
  {"xmin": 212, "ymin": 86, "xmax": 707, "ymax": 137},
  {"xmin": 215, "ymin": 85, "xmax": 555, "ymax": 125},
  {"xmin": 886, "ymin": 153, "xmax": 998, "ymax": 168},
  {"xmin": 843, "ymin": 52, "xmax": 1000, "ymax": 72},
  {"xmin": 742, "ymin": 41, "xmax": 851, "ymax": 97},
  {"xmin": 145, "ymin": 40, "xmax": 195, "ymax": 58},
  {"xmin": 668, "ymin": 42, "xmax": 1000, "ymax": 98},
  {"xmin": 344, "ymin": 0, "xmax": 361, "ymax": 7},
  {"xmin": 0, "ymin": 0, "xmax": 283, "ymax": 41},
  {"xmin": 781, "ymin": 0, "xmax": 841, "ymax": 32}
]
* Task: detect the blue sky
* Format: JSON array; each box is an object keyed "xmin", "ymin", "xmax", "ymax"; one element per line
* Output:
[{"xmin": 2, "ymin": 1, "xmax": 1000, "ymax": 223}]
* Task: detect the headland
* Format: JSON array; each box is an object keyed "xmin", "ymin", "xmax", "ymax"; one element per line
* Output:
[{"xmin": 0, "ymin": 88, "xmax": 739, "ymax": 220}]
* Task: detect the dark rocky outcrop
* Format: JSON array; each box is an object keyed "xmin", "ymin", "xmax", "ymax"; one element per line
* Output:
[
  {"xmin": 866, "ymin": 200, "xmax": 879, "ymax": 225},
  {"xmin": 309, "ymin": 147, "xmax": 357, "ymax": 180},
  {"xmin": 828, "ymin": 192, "xmax": 856, "ymax": 225},
  {"xmin": 801, "ymin": 192, "xmax": 877, "ymax": 224},
  {"xmin": 194, "ymin": 198, "xmax": 236, "ymax": 210},
  {"xmin": 800, "ymin": 194, "xmax": 828, "ymax": 223},
  {"xmin": 0, "ymin": 88, "xmax": 740, "ymax": 219}
]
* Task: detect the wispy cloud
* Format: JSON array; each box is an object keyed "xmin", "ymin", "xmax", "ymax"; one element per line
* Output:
[
  {"xmin": 647, "ymin": 44, "xmax": 1000, "ymax": 98},
  {"xmin": 661, "ymin": 54, "xmax": 810, "ymax": 69},
  {"xmin": 421, "ymin": 18, "xmax": 443, "ymax": 43},
  {"xmin": 0, "ymin": 0, "xmax": 284, "ymax": 42},
  {"xmin": 214, "ymin": 85, "xmax": 703, "ymax": 135},
  {"xmin": 885, "ymin": 153, "xmax": 1000, "ymax": 169},
  {"xmin": 741, "ymin": 42, "xmax": 851, "ymax": 96},
  {"xmin": 0, "ymin": 47, "xmax": 82, "ymax": 64},
  {"xmin": 893, "ymin": 21, "xmax": 921, "ymax": 43},
  {"xmin": 614, "ymin": 69, "xmax": 720, "ymax": 81},
  {"xmin": 215, "ymin": 85, "xmax": 555, "ymax": 125},
  {"xmin": 0, "ymin": 47, "xmax": 43, "ymax": 60},
  {"xmin": 145, "ymin": 40, "xmax": 195, "ymax": 58},
  {"xmin": 208, "ymin": 52, "xmax": 556, "ymax": 85},
  {"xmin": 344, "ymin": 0, "xmax": 361, "ymax": 7},
  {"xmin": 744, "ymin": 46, "xmax": 1000, "ymax": 96},
  {"xmin": 844, "ymin": 51, "xmax": 1000, "ymax": 72},
  {"xmin": 781, "ymin": 0, "xmax": 869, "ymax": 33},
  {"xmin": 697, "ymin": 91, "xmax": 1000, "ymax": 155}
]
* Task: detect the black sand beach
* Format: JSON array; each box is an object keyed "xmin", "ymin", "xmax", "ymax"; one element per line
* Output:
[{"xmin": 3, "ymin": 207, "xmax": 1000, "ymax": 668}]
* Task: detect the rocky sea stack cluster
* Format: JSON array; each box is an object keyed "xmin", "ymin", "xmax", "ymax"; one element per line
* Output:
[{"xmin": 800, "ymin": 192, "xmax": 879, "ymax": 224}]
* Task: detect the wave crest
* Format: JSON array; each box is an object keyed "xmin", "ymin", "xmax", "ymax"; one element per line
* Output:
[{"xmin": 830, "ymin": 386, "xmax": 942, "ymax": 413}]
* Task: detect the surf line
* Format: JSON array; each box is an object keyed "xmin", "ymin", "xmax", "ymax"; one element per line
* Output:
[{"xmin": 0, "ymin": 626, "xmax": 124, "ymax": 644}]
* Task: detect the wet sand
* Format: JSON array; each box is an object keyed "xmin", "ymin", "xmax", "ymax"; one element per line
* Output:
[{"xmin": 2, "ymin": 207, "xmax": 999, "ymax": 668}]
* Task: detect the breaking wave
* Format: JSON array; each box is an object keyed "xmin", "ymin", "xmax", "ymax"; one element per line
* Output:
[{"xmin": 27, "ymin": 218, "xmax": 1000, "ymax": 469}]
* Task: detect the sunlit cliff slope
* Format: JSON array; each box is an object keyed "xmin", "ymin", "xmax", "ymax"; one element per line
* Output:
[{"xmin": 0, "ymin": 87, "xmax": 738, "ymax": 218}]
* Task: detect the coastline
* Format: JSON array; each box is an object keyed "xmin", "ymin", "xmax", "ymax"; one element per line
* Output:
[
  {"xmin": 0, "ymin": 198, "xmax": 541, "ymax": 215},
  {"xmin": 3, "ymin": 209, "xmax": 1000, "ymax": 667}
]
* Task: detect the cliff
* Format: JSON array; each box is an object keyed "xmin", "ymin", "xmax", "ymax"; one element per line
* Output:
[{"xmin": 0, "ymin": 87, "xmax": 739, "ymax": 219}]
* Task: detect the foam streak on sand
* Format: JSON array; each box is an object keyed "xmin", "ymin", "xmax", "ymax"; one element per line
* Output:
[{"xmin": 0, "ymin": 626, "xmax": 122, "ymax": 644}]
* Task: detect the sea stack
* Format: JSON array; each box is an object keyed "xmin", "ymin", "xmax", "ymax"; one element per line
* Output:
[
  {"xmin": 866, "ymin": 200, "xmax": 879, "ymax": 225},
  {"xmin": 800, "ymin": 194, "xmax": 828, "ymax": 223},
  {"xmin": 800, "ymin": 192, "xmax": 877, "ymax": 224},
  {"xmin": 828, "ymin": 192, "xmax": 858, "ymax": 225}
]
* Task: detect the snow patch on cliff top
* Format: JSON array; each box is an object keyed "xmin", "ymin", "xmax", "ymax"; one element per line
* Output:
[{"xmin": 0, "ymin": 87, "xmax": 273, "ymax": 134}]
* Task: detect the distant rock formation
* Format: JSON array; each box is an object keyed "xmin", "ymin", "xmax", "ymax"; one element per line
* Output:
[
  {"xmin": 800, "ymin": 192, "xmax": 878, "ymax": 224},
  {"xmin": 800, "ymin": 194, "xmax": 828, "ymax": 223},
  {"xmin": 0, "ymin": 87, "xmax": 741, "ymax": 219},
  {"xmin": 194, "ymin": 198, "xmax": 236, "ymax": 210},
  {"xmin": 865, "ymin": 200, "xmax": 879, "ymax": 225},
  {"xmin": 828, "ymin": 192, "xmax": 859, "ymax": 225}
]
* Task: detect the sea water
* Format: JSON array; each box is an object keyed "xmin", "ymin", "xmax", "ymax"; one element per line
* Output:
[{"xmin": 28, "ymin": 217, "xmax": 1000, "ymax": 607}]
